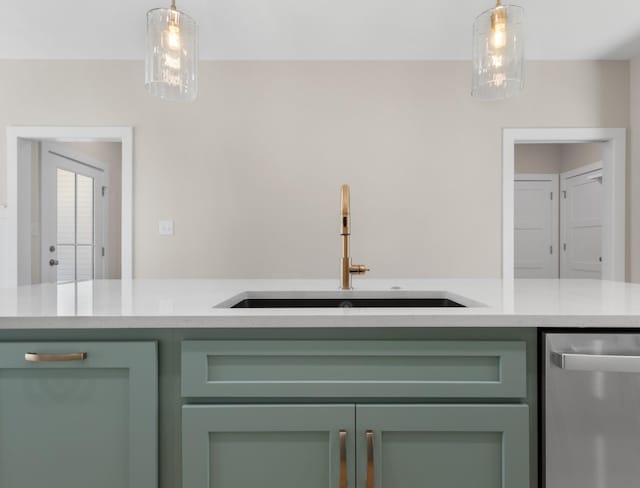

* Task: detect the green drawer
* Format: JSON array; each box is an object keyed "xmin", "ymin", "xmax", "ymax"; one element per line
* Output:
[{"xmin": 181, "ymin": 340, "xmax": 526, "ymax": 398}]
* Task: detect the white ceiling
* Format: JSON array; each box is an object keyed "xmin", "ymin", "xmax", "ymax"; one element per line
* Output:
[{"xmin": 3, "ymin": 0, "xmax": 640, "ymax": 60}]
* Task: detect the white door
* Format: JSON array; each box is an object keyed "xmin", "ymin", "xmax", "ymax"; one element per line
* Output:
[
  {"xmin": 41, "ymin": 144, "xmax": 106, "ymax": 284},
  {"xmin": 514, "ymin": 174, "xmax": 559, "ymax": 278},
  {"xmin": 560, "ymin": 163, "xmax": 603, "ymax": 279}
]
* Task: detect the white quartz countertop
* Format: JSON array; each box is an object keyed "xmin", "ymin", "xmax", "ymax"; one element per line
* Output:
[{"xmin": 0, "ymin": 278, "xmax": 639, "ymax": 329}]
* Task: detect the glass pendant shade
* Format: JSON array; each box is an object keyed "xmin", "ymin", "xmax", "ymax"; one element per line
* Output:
[
  {"xmin": 472, "ymin": 3, "xmax": 524, "ymax": 100},
  {"xmin": 145, "ymin": 6, "xmax": 198, "ymax": 102}
]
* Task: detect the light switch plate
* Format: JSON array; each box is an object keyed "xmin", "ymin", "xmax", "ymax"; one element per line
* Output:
[{"xmin": 158, "ymin": 220, "xmax": 174, "ymax": 236}]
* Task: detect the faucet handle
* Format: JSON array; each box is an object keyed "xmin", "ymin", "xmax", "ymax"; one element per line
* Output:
[
  {"xmin": 350, "ymin": 264, "xmax": 369, "ymax": 275},
  {"xmin": 341, "ymin": 184, "xmax": 351, "ymax": 235}
]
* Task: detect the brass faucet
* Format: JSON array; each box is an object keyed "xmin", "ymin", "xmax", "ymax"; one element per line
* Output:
[{"xmin": 340, "ymin": 184, "xmax": 369, "ymax": 290}]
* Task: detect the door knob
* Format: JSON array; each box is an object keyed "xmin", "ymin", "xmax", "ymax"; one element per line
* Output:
[{"xmin": 49, "ymin": 259, "xmax": 59, "ymax": 266}]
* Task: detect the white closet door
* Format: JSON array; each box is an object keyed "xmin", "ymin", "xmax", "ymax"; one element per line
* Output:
[
  {"xmin": 514, "ymin": 175, "xmax": 559, "ymax": 278},
  {"xmin": 560, "ymin": 165, "xmax": 603, "ymax": 279}
]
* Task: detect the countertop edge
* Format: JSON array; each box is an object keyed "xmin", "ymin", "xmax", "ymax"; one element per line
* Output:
[{"xmin": 1, "ymin": 314, "xmax": 640, "ymax": 330}]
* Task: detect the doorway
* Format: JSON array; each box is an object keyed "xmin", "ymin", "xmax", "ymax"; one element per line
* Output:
[
  {"xmin": 503, "ymin": 128, "xmax": 626, "ymax": 281},
  {"xmin": 40, "ymin": 143, "xmax": 112, "ymax": 284},
  {"xmin": 514, "ymin": 143, "xmax": 604, "ymax": 279},
  {"xmin": 3, "ymin": 126, "xmax": 133, "ymax": 288}
]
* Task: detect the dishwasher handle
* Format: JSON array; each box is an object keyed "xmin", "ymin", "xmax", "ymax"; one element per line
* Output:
[{"xmin": 551, "ymin": 351, "xmax": 640, "ymax": 373}]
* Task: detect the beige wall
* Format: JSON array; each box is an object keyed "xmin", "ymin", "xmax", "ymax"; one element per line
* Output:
[
  {"xmin": 0, "ymin": 60, "xmax": 631, "ymax": 279},
  {"xmin": 559, "ymin": 143, "xmax": 603, "ymax": 172},
  {"xmin": 515, "ymin": 144, "xmax": 563, "ymax": 173},
  {"xmin": 515, "ymin": 143, "xmax": 604, "ymax": 175},
  {"xmin": 631, "ymin": 59, "xmax": 640, "ymax": 283}
]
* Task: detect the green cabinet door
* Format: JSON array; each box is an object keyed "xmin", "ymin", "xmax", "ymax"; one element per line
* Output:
[
  {"xmin": 182, "ymin": 405, "xmax": 355, "ymax": 488},
  {"xmin": 356, "ymin": 404, "xmax": 529, "ymax": 488},
  {"xmin": 0, "ymin": 342, "xmax": 157, "ymax": 488}
]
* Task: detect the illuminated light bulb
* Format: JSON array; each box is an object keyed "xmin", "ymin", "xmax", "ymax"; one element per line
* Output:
[
  {"xmin": 164, "ymin": 53, "xmax": 181, "ymax": 70},
  {"xmin": 491, "ymin": 28, "xmax": 506, "ymax": 49},
  {"xmin": 164, "ymin": 23, "xmax": 181, "ymax": 51},
  {"xmin": 162, "ymin": 71, "xmax": 182, "ymax": 86},
  {"xmin": 491, "ymin": 54, "xmax": 503, "ymax": 68},
  {"xmin": 490, "ymin": 4, "xmax": 507, "ymax": 50},
  {"xmin": 493, "ymin": 72, "xmax": 507, "ymax": 87}
]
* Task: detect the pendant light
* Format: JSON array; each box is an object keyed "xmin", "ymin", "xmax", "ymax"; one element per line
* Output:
[
  {"xmin": 145, "ymin": 0, "xmax": 198, "ymax": 102},
  {"xmin": 472, "ymin": 0, "xmax": 524, "ymax": 100}
]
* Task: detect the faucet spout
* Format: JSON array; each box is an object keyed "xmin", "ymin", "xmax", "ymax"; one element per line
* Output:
[{"xmin": 340, "ymin": 184, "xmax": 369, "ymax": 290}]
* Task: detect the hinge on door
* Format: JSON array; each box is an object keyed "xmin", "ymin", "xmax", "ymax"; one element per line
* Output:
[
  {"xmin": 562, "ymin": 190, "xmax": 567, "ymax": 199},
  {"xmin": 550, "ymin": 192, "xmax": 553, "ymax": 200},
  {"xmin": 102, "ymin": 247, "xmax": 105, "ymax": 257},
  {"xmin": 102, "ymin": 186, "xmax": 107, "ymax": 197},
  {"xmin": 563, "ymin": 243, "xmax": 567, "ymax": 251},
  {"xmin": 550, "ymin": 245, "xmax": 553, "ymax": 254}
]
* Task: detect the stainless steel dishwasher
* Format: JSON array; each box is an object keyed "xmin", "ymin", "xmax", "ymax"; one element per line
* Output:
[{"xmin": 544, "ymin": 332, "xmax": 640, "ymax": 488}]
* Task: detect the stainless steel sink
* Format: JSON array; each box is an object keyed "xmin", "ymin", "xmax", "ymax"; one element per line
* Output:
[{"xmin": 215, "ymin": 291, "xmax": 483, "ymax": 309}]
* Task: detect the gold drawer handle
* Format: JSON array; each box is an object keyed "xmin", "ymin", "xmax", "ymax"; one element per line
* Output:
[
  {"xmin": 366, "ymin": 430, "xmax": 374, "ymax": 488},
  {"xmin": 339, "ymin": 430, "xmax": 348, "ymax": 488},
  {"xmin": 25, "ymin": 352, "xmax": 88, "ymax": 362}
]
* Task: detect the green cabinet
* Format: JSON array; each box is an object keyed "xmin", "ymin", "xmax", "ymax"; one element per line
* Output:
[
  {"xmin": 0, "ymin": 342, "xmax": 157, "ymax": 488},
  {"xmin": 181, "ymin": 339, "xmax": 530, "ymax": 488},
  {"xmin": 182, "ymin": 404, "xmax": 528, "ymax": 488},
  {"xmin": 356, "ymin": 404, "xmax": 529, "ymax": 488},
  {"xmin": 182, "ymin": 405, "xmax": 356, "ymax": 488}
]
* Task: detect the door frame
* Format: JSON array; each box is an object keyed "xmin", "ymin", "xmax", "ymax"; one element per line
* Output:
[
  {"xmin": 514, "ymin": 173, "xmax": 560, "ymax": 278},
  {"xmin": 3, "ymin": 126, "xmax": 133, "ymax": 287},
  {"xmin": 502, "ymin": 128, "xmax": 626, "ymax": 281}
]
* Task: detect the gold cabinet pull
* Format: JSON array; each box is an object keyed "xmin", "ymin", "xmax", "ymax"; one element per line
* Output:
[
  {"xmin": 25, "ymin": 352, "xmax": 87, "ymax": 362},
  {"xmin": 339, "ymin": 430, "xmax": 348, "ymax": 488},
  {"xmin": 366, "ymin": 430, "xmax": 374, "ymax": 488}
]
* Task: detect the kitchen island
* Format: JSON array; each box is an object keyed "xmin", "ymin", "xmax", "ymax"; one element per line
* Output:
[{"xmin": 1, "ymin": 278, "xmax": 639, "ymax": 488}]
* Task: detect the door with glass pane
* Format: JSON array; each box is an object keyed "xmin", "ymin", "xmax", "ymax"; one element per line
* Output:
[{"xmin": 41, "ymin": 144, "xmax": 106, "ymax": 283}]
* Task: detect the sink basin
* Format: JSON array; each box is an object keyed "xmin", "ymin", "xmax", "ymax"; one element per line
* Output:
[
  {"xmin": 231, "ymin": 297, "xmax": 464, "ymax": 308},
  {"xmin": 215, "ymin": 291, "xmax": 482, "ymax": 309}
]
